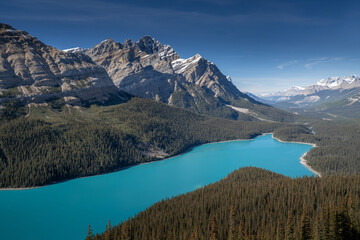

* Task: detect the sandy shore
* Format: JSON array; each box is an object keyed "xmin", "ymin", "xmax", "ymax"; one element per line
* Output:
[
  {"xmin": 300, "ymin": 152, "xmax": 322, "ymax": 177},
  {"xmin": 272, "ymin": 135, "xmax": 317, "ymax": 147},
  {"xmin": 0, "ymin": 132, "xmax": 320, "ymax": 190}
]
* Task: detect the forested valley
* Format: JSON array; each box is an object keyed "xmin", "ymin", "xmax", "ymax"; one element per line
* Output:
[
  {"xmin": 89, "ymin": 167, "xmax": 360, "ymax": 240},
  {"xmin": 2, "ymin": 94, "xmax": 360, "ymax": 240},
  {"xmin": 1, "ymin": 96, "xmax": 360, "ymax": 188},
  {"xmin": 0, "ymin": 98, "xmax": 289, "ymax": 188}
]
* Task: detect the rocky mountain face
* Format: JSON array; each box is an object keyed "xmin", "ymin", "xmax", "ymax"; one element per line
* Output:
[
  {"xmin": 0, "ymin": 23, "xmax": 129, "ymax": 107},
  {"xmin": 85, "ymin": 36, "xmax": 292, "ymax": 121}
]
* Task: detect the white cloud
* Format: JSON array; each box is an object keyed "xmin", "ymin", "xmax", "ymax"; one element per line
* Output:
[
  {"xmin": 304, "ymin": 57, "xmax": 343, "ymax": 69},
  {"xmin": 276, "ymin": 60, "xmax": 299, "ymax": 70}
]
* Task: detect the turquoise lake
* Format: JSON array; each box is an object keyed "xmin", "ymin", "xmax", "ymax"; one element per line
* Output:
[{"xmin": 0, "ymin": 134, "xmax": 314, "ymax": 240}]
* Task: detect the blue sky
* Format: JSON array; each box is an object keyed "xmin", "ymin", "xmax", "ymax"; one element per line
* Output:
[{"xmin": 1, "ymin": 0, "xmax": 360, "ymax": 93}]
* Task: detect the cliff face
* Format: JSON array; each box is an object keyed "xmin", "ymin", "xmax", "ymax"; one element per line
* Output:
[
  {"xmin": 86, "ymin": 36, "xmax": 293, "ymax": 121},
  {"xmin": 0, "ymin": 23, "xmax": 129, "ymax": 105},
  {"xmin": 85, "ymin": 36, "xmax": 248, "ymax": 102},
  {"xmin": 86, "ymin": 36, "xmax": 267, "ymax": 120}
]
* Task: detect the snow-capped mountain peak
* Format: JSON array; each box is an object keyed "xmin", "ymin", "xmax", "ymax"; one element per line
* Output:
[
  {"xmin": 316, "ymin": 75, "xmax": 359, "ymax": 88},
  {"xmin": 257, "ymin": 75, "xmax": 360, "ymax": 103}
]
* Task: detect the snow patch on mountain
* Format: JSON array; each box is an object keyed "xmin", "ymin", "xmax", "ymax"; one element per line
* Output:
[
  {"xmin": 171, "ymin": 54, "xmax": 202, "ymax": 73},
  {"xmin": 158, "ymin": 45, "xmax": 177, "ymax": 59},
  {"xmin": 63, "ymin": 47, "xmax": 87, "ymax": 53}
]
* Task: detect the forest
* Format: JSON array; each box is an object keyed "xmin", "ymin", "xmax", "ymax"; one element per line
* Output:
[
  {"xmin": 1, "ymin": 97, "xmax": 360, "ymax": 188},
  {"xmin": 0, "ymin": 98, "xmax": 288, "ymax": 188},
  {"xmin": 88, "ymin": 167, "xmax": 360, "ymax": 240},
  {"xmin": 273, "ymin": 120, "xmax": 360, "ymax": 175}
]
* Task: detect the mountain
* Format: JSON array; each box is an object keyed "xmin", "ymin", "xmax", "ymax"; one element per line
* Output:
[
  {"xmin": 0, "ymin": 23, "xmax": 300, "ymax": 188},
  {"xmin": 274, "ymin": 88, "xmax": 360, "ymax": 119},
  {"xmin": 259, "ymin": 86, "xmax": 307, "ymax": 102},
  {"xmin": 252, "ymin": 75, "xmax": 360, "ymax": 119},
  {"xmin": 0, "ymin": 23, "xmax": 129, "ymax": 108},
  {"xmin": 316, "ymin": 75, "xmax": 360, "ymax": 89},
  {"xmin": 84, "ymin": 36, "xmax": 294, "ymax": 122},
  {"xmin": 245, "ymin": 92, "xmax": 277, "ymax": 105},
  {"xmin": 260, "ymin": 75, "xmax": 360, "ymax": 104}
]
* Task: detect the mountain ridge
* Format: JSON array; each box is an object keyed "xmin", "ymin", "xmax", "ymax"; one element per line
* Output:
[
  {"xmin": 260, "ymin": 75, "xmax": 360, "ymax": 102},
  {"xmin": 83, "ymin": 36, "xmax": 294, "ymax": 122},
  {"xmin": 253, "ymin": 75, "xmax": 360, "ymax": 119}
]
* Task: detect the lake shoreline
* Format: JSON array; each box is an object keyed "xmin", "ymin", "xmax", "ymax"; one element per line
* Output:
[
  {"xmin": 271, "ymin": 135, "xmax": 321, "ymax": 177},
  {"xmin": 0, "ymin": 132, "xmax": 320, "ymax": 191}
]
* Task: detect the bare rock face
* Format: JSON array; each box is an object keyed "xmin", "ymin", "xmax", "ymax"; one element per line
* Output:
[
  {"xmin": 86, "ymin": 36, "xmax": 179, "ymax": 86},
  {"xmin": 85, "ymin": 36, "xmax": 270, "ymax": 120},
  {"xmin": 0, "ymin": 23, "xmax": 129, "ymax": 105}
]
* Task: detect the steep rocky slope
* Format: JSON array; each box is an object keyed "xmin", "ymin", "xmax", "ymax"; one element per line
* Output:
[
  {"xmin": 0, "ymin": 23, "xmax": 129, "ymax": 106},
  {"xmin": 85, "ymin": 36, "xmax": 293, "ymax": 122}
]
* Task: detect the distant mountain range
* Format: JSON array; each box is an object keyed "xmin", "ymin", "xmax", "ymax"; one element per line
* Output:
[
  {"xmin": 254, "ymin": 76, "xmax": 360, "ymax": 119},
  {"xmin": 260, "ymin": 75, "xmax": 360, "ymax": 102}
]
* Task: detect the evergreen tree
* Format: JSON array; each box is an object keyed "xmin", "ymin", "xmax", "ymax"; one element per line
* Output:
[
  {"xmin": 286, "ymin": 210, "xmax": 295, "ymax": 240},
  {"xmin": 210, "ymin": 216, "xmax": 218, "ymax": 240},
  {"xmin": 192, "ymin": 227, "xmax": 200, "ymax": 240},
  {"xmin": 85, "ymin": 225, "xmax": 95, "ymax": 240},
  {"xmin": 311, "ymin": 214, "xmax": 320, "ymax": 240},
  {"xmin": 228, "ymin": 206, "xmax": 237, "ymax": 240},
  {"xmin": 320, "ymin": 205, "xmax": 331, "ymax": 240},
  {"xmin": 238, "ymin": 222, "xmax": 244, "ymax": 240},
  {"xmin": 104, "ymin": 220, "xmax": 111, "ymax": 240},
  {"xmin": 335, "ymin": 204, "xmax": 352, "ymax": 240},
  {"xmin": 275, "ymin": 219, "xmax": 284, "ymax": 240},
  {"xmin": 121, "ymin": 220, "xmax": 130, "ymax": 240},
  {"xmin": 300, "ymin": 207, "xmax": 312, "ymax": 240}
]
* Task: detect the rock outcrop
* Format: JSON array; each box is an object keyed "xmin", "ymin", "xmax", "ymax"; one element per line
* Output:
[{"xmin": 0, "ymin": 23, "xmax": 129, "ymax": 106}]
